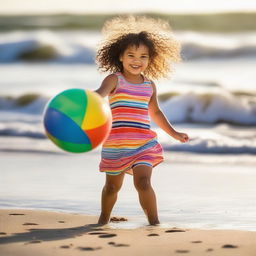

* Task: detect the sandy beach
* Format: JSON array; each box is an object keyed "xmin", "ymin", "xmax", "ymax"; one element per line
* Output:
[{"xmin": 0, "ymin": 209, "xmax": 256, "ymax": 256}]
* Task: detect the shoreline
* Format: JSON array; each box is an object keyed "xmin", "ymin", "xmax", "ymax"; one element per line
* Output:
[
  {"xmin": 1, "ymin": 150, "xmax": 256, "ymax": 232},
  {"xmin": 1, "ymin": 209, "xmax": 256, "ymax": 256}
]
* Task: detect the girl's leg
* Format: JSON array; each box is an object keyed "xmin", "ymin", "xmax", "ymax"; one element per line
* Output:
[
  {"xmin": 98, "ymin": 172, "xmax": 125, "ymax": 225},
  {"xmin": 133, "ymin": 165, "xmax": 160, "ymax": 225}
]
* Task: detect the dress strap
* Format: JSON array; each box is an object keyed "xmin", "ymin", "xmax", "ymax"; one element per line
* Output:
[
  {"xmin": 114, "ymin": 72, "xmax": 125, "ymax": 84},
  {"xmin": 142, "ymin": 74, "xmax": 152, "ymax": 84}
]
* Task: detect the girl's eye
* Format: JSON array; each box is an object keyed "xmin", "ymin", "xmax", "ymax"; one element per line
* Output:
[
  {"xmin": 128, "ymin": 54, "xmax": 134, "ymax": 57},
  {"xmin": 141, "ymin": 56, "xmax": 148, "ymax": 59}
]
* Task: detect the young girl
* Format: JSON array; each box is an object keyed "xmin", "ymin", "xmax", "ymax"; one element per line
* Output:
[{"xmin": 95, "ymin": 16, "xmax": 189, "ymax": 225}]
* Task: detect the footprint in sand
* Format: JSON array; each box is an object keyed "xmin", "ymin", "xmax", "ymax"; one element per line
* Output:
[
  {"xmin": 23, "ymin": 223, "xmax": 39, "ymax": 226},
  {"xmin": 222, "ymin": 244, "xmax": 238, "ymax": 249},
  {"xmin": 165, "ymin": 229, "xmax": 186, "ymax": 233},
  {"xmin": 60, "ymin": 245, "xmax": 70, "ymax": 249},
  {"xmin": 108, "ymin": 241, "xmax": 130, "ymax": 247},
  {"xmin": 9, "ymin": 213, "xmax": 25, "ymax": 216},
  {"xmin": 88, "ymin": 232, "xmax": 108, "ymax": 235},
  {"xmin": 206, "ymin": 248, "xmax": 214, "ymax": 252},
  {"xmin": 0, "ymin": 232, "xmax": 7, "ymax": 235},
  {"xmin": 25, "ymin": 240, "xmax": 42, "ymax": 244},
  {"xmin": 88, "ymin": 232, "xmax": 117, "ymax": 238},
  {"xmin": 77, "ymin": 246, "xmax": 102, "ymax": 251},
  {"xmin": 98, "ymin": 233, "xmax": 117, "ymax": 238},
  {"xmin": 147, "ymin": 233, "xmax": 159, "ymax": 236},
  {"xmin": 92, "ymin": 228, "xmax": 104, "ymax": 231},
  {"xmin": 175, "ymin": 249, "xmax": 190, "ymax": 253},
  {"xmin": 191, "ymin": 240, "xmax": 202, "ymax": 243},
  {"xmin": 113, "ymin": 244, "xmax": 129, "ymax": 247},
  {"xmin": 60, "ymin": 244, "xmax": 73, "ymax": 249},
  {"xmin": 58, "ymin": 221, "xmax": 66, "ymax": 223}
]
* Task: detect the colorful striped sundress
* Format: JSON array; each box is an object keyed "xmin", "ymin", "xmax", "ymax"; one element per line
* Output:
[{"xmin": 99, "ymin": 72, "xmax": 164, "ymax": 175}]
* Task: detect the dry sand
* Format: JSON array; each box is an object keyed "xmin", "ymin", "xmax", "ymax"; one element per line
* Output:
[{"xmin": 0, "ymin": 209, "xmax": 256, "ymax": 256}]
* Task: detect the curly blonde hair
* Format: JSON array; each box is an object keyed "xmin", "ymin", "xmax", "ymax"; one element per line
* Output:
[{"xmin": 96, "ymin": 15, "xmax": 181, "ymax": 80}]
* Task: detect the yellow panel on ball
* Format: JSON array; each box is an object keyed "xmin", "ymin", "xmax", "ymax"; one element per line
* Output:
[{"xmin": 82, "ymin": 90, "xmax": 110, "ymax": 130}]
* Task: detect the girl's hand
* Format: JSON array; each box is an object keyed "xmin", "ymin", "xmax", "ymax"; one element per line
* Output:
[{"xmin": 173, "ymin": 132, "xmax": 189, "ymax": 143}]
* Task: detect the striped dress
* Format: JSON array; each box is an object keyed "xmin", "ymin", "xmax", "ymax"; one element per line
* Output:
[{"xmin": 99, "ymin": 72, "xmax": 164, "ymax": 175}]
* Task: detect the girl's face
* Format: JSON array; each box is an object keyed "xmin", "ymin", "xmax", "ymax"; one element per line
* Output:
[{"xmin": 119, "ymin": 44, "xmax": 150, "ymax": 76}]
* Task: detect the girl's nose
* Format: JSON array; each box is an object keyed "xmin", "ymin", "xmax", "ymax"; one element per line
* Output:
[{"xmin": 133, "ymin": 58, "xmax": 141, "ymax": 63}]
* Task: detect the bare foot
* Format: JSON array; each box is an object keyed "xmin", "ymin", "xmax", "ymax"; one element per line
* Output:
[
  {"xmin": 148, "ymin": 220, "xmax": 160, "ymax": 226},
  {"xmin": 110, "ymin": 217, "xmax": 128, "ymax": 222},
  {"xmin": 97, "ymin": 216, "xmax": 109, "ymax": 225}
]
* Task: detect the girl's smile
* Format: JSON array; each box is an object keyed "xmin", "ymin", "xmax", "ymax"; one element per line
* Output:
[{"xmin": 120, "ymin": 44, "xmax": 149, "ymax": 78}]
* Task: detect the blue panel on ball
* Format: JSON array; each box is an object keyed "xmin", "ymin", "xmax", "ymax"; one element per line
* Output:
[{"xmin": 44, "ymin": 107, "xmax": 91, "ymax": 144}]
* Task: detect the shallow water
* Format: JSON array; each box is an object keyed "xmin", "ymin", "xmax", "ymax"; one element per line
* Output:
[{"xmin": 1, "ymin": 151, "xmax": 255, "ymax": 231}]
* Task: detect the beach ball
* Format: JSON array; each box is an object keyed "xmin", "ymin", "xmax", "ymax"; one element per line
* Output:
[{"xmin": 43, "ymin": 88, "xmax": 112, "ymax": 153}]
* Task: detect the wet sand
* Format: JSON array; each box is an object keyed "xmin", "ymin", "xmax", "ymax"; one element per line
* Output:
[{"xmin": 0, "ymin": 209, "xmax": 256, "ymax": 256}]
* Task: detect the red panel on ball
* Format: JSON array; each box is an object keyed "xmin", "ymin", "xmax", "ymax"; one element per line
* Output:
[{"xmin": 84, "ymin": 119, "xmax": 112, "ymax": 148}]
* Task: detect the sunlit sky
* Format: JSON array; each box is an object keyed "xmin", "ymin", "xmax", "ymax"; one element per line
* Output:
[{"xmin": 1, "ymin": 0, "xmax": 256, "ymax": 14}]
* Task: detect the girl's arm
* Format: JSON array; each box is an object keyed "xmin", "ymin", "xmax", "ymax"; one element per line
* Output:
[
  {"xmin": 94, "ymin": 74, "xmax": 118, "ymax": 97},
  {"xmin": 149, "ymin": 82, "xmax": 189, "ymax": 143}
]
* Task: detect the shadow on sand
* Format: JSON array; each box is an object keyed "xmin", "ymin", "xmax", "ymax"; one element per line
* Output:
[{"xmin": 0, "ymin": 223, "xmax": 105, "ymax": 244}]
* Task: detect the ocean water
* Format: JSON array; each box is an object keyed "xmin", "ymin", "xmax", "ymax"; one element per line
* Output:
[
  {"xmin": 0, "ymin": 29, "xmax": 256, "ymax": 230},
  {"xmin": 0, "ymin": 60, "xmax": 255, "ymax": 154}
]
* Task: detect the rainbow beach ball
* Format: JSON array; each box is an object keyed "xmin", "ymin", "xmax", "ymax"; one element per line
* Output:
[{"xmin": 43, "ymin": 88, "xmax": 112, "ymax": 153}]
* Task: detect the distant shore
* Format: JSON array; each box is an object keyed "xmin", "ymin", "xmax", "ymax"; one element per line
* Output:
[
  {"xmin": 0, "ymin": 209, "xmax": 256, "ymax": 256},
  {"xmin": 0, "ymin": 12, "xmax": 256, "ymax": 32}
]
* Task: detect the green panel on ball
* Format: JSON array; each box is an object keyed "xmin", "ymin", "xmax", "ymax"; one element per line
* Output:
[
  {"xmin": 48, "ymin": 88, "xmax": 87, "ymax": 127},
  {"xmin": 47, "ymin": 132, "xmax": 92, "ymax": 153}
]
